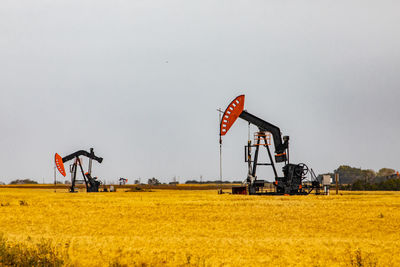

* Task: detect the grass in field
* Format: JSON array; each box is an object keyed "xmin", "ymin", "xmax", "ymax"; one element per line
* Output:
[
  {"xmin": 0, "ymin": 234, "xmax": 65, "ymax": 266},
  {"xmin": 0, "ymin": 189, "xmax": 399, "ymax": 266}
]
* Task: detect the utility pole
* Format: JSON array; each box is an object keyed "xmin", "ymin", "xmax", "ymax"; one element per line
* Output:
[
  {"xmin": 54, "ymin": 165, "xmax": 57, "ymax": 193},
  {"xmin": 335, "ymin": 173, "xmax": 339, "ymax": 195},
  {"xmin": 88, "ymin": 148, "xmax": 93, "ymax": 175},
  {"xmin": 217, "ymin": 108, "xmax": 223, "ymax": 193}
]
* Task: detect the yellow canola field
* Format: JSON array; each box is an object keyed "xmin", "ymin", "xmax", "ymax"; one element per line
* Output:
[{"xmin": 0, "ymin": 188, "xmax": 399, "ymax": 266}]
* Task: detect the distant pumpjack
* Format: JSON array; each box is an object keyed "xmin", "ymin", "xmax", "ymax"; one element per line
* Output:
[
  {"xmin": 119, "ymin": 178, "xmax": 128, "ymax": 185},
  {"xmin": 55, "ymin": 148, "xmax": 103, "ymax": 192}
]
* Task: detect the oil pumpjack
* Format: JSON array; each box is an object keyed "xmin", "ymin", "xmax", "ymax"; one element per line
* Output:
[
  {"xmin": 55, "ymin": 148, "xmax": 103, "ymax": 192},
  {"xmin": 220, "ymin": 95, "xmax": 320, "ymax": 195}
]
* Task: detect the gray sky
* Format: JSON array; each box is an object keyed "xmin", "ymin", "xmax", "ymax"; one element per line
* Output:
[{"xmin": 1, "ymin": 0, "xmax": 399, "ymax": 184}]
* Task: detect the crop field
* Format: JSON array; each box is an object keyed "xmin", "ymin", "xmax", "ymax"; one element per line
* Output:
[{"xmin": 0, "ymin": 188, "xmax": 399, "ymax": 266}]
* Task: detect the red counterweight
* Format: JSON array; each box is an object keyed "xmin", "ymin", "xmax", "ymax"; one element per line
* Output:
[{"xmin": 220, "ymin": 95, "xmax": 245, "ymax": 137}]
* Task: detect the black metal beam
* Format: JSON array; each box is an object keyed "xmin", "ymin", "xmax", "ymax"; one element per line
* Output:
[
  {"xmin": 62, "ymin": 150, "xmax": 103, "ymax": 164},
  {"xmin": 239, "ymin": 110, "xmax": 288, "ymax": 154}
]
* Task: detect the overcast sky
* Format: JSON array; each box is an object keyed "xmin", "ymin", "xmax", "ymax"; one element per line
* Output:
[{"xmin": 0, "ymin": 1, "xmax": 399, "ymax": 184}]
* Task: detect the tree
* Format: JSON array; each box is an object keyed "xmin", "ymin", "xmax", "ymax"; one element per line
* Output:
[
  {"xmin": 185, "ymin": 180, "xmax": 199, "ymax": 184},
  {"xmin": 334, "ymin": 165, "xmax": 376, "ymax": 184},
  {"xmin": 351, "ymin": 179, "xmax": 366, "ymax": 190},
  {"xmin": 134, "ymin": 179, "xmax": 140, "ymax": 185},
  {"xmin": 147, "ymin": 177, "xmax": 160, "ymax": 185},
  {"xmin": 377, "ymin": 168, "xmax": 395, "ymax": 177},
  {"xmin": 362, "ymin": 169, "xmax": 376, "ymax": 183},
  {"xmin": 350, "ymin": 178, "xmax": 400, "ymax": 191},
  {"xmin": 9, "ymin": 179, "xmax": 38, "ymax": 185}
]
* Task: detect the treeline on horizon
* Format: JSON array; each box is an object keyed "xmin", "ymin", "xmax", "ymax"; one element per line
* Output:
[
  {"xmin": 183, "ymin": 180, "xmax": 242, "ymax": 184},
  {"xmin": 320, "ymin": 165, "xmax": 400, "ymax": 191},
  {"xmin": 1, "ymin": 165, "xmax": 399, "ymax": 191},
  {"xmin": 340, "ymin": 178, "xmax": 400, "ymax": 191},
  {"xmin": 0, "ymin": 178, "xmax": 242, "ymax": 186}
]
